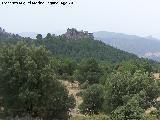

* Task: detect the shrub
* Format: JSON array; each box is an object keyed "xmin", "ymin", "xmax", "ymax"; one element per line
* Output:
[
  {"xmin": 79, "ymin": 84, "xmax": 104, "ymax": 114},
  {"xmin": 74, "ymin": 58, "xmax": 102, "ymax": 84},
  {"xmin": 70, "ymin": 114, "xmax": 110, "ymax": 120},
  {"xmin": 102, "ymin": 71, "xmax": 160, "ymax": 113}
]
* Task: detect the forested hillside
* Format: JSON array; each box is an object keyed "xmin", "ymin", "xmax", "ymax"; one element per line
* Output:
[
  {"xmin": 0, "ymin": 29, "xmax": 138, "ymax": 63},
  {"xmin": 35, "ymin": 36, "xmax": 138, "ymax": 63},
  {"xmin": 0, "ymin": 28, "xmax": 160, "ymax": 120}
]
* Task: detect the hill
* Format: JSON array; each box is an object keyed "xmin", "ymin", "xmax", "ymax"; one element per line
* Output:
[
  {"xmin": 0, "ymin": 28, "xmax": 141, "ymax": 63},
  {"xmin": 94, "ymin": 31, "xmax": 160, "ymax": 61},
  {"xmin": 34, "ymin": 29, "xmax": 138, "ymax": 63}
]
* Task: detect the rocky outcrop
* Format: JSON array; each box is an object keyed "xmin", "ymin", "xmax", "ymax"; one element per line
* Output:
[{"xmin": 63, "ymin": 28, "xmax": 94, "ymax": 40}]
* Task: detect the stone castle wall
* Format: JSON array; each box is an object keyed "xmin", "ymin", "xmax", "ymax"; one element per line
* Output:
[{"xmin": 63, "ymin": 28, "xmax": 94, "ymax": 39}]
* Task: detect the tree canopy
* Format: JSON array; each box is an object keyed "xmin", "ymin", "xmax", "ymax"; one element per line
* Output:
[{"xmin": 0, "ymin": 41, "xmax": 75, "ymax": 120}]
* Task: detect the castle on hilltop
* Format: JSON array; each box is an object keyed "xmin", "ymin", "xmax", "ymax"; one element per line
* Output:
[{"xmin": 63, "ymin": 28, "xmax": 94, "ymax": 40}]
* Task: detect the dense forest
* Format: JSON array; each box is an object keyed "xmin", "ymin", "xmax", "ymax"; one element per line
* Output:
[
  {"xmin": 0, "ymin": 29, "xmax": 160, "ymax": 120},
  {"xmin": 0, "ymin": 32, "xmax": 138, "ymax": 63}
]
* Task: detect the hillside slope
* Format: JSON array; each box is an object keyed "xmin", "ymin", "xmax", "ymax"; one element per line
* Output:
[
  {"xmin": 0, "ymin": 28, "xmax": 138, "ymax": 63},
  {"xmin": 38, "ymin": 36, "xmax": 138, "ymax": 63},
  {"xmin": 94, "ymin": 31, "xmax": 160, "ymax": 61}
]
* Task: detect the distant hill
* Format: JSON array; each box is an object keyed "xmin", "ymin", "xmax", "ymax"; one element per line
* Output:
[{"xmin": 94, "ymin": 31, "xmax": 160, "ymax": 61}]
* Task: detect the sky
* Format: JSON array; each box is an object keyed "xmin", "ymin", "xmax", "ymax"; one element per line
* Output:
[{"xmin": 0, "ymin": 0, "xmax": 160, "ymax": 37}]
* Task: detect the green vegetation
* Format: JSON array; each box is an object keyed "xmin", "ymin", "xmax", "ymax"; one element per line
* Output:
[
  {"xmin": 0, "ymin": 42, "xmax": 75, "ymax": 120},
  {"xmin": 70, "ymin": 114, "xmax": 110, "ymax": 120},
  {"xmin": 51, "ymin": 58, "xmax": 77, "ymax": 80},
  {"xmin": 0, "ymin": 30, "xmax": 160, "ymax": 120},
  {"xmin": 33, "ymin": 35, "xmax": 138, "ymax": 62},
  {"xmin": 79, "ymin": 84, "xmax": 104, "ymax": 114},
  {"xmin": 111, "ymin": 97, "xmax": 145, "ymax": 120},
  {"xmin": 74, "ymin": 58, "xmax": 102, "ymax": 84},
  {"xmin": 36, "ymin": 34, "xmax": 43, "ymax": 40},
  {"xmin": 102, "ymin": 72, "xmax": 160, "ymax": 113}
]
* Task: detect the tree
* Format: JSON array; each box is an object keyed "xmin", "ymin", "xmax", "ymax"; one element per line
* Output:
[
  {"xmin": 140, "ymin": 60, "xmax": 152, "ymax": 73},
  {"xmin": 70, "ymin": 114, "xmax": 110, "ymax": 120},
  {"xmin": 36, "ymin": 34, "xmax": 42, "ymax": 40},
  {"xmin": 51, "ymin": 58, "xmax": 76, "ymax": 80},
  {"xmin": 117, "ymin": 59, "xmax": 153, "ymax": 75},
  {"xmin": 61, "ymin": 58, "xmax": 77, "ymax": 76},
  {"xmin": 0, "ymin": 41, "xmax": 75, "ymax": 120},
  {"xmin": 45, "ymin": 33, "xmax": 52, "ymax": 40},
  {"xmin": 118, "ymin": 60, "xmax": 138, "ymax": 74},
  {"xmin": 111, "ymin": 96, "xmax": 145, "ymax": 120},
  {"xmin": 102, "ymin": 71, "xmax": 160, "ymax": 113},
  {"xmin": 102, "ymin": 72, "xmax": 132, "ymax": 113},
  {"xmin": 74, "ymin": 58, "xmax": 102, "ymax": 84},
  {"xmin": 33, "ymin": 35, "xmax": 138, "ymax": 63},
  {"xmin": 79, "ymin": 84, "xmax": 104, "ymax": 114}
]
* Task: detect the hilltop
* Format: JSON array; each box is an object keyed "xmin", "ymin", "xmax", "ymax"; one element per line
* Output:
[
  {"xmin": 37, "ymin": 28, "xmax": 138, "ymax": 63},
  {"xmin": 62, "ymin": 28, "xmax": 94, "ymax": 40}
]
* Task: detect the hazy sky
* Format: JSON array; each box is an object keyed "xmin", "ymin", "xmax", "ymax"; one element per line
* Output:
[{"xmin": 0, "ymin": 0, "xmax": 160, "ymax": 37}]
